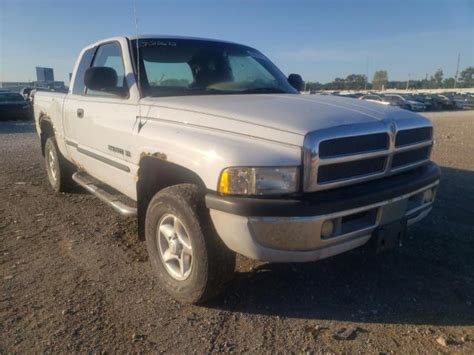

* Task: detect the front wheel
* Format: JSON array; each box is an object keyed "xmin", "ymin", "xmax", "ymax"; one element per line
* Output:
[{"xmin": 145, "ymin": 184, "xmax": 235, "ymax": 304}]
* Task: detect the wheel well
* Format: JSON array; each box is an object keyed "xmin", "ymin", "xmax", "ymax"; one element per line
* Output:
[
  {"xmin": 39, "ymin": 117, "xmax": 54, "ymax": 156},
  {"xmin": 136, "ymin": 156, "xmax": 207, "ymax": 240}
]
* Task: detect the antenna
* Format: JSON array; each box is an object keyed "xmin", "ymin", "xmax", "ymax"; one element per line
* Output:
[
  {"xmin": 133, "ymin": 0, "xmax": 143, "ymax": 127},
  {"xmin": 133, "ymin": 0, "xmax": 140, "ymax": 89},
  {"xmin": 454, "ymin": 53, "xmax": 461, "ymax": 89},
  {"xmin": 364, "ymin": 56, "xmax": 369, "ymax": 91}
]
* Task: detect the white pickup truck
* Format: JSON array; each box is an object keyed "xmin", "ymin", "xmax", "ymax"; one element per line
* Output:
[{"xmin": 34, "ymin": 35, "xmax": 440, "ymax": 303}]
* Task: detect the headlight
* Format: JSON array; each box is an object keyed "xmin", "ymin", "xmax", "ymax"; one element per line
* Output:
[{"xmin": 218, "ymin": 167, "xmax": 299, "ymax": 195}]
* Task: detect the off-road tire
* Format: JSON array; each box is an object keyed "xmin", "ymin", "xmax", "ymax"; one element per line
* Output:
[
  {"xmin": 145, "ymin": 184, "xmax": 236, "ymax": 304},
  {"xmin": 44, "ymin": 137, "xmax": 75, "ymax": 193}
]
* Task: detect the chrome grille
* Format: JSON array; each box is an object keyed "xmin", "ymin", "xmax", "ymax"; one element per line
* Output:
[
  {"xmin": 318, "ymin": 156, "xmax": 386, "ymax": 183},
  {"xmin": 303, "ymin": 122, "xmax": 433, "ymax": 191},
  {"xmin": 392, "ymin": 146, "xmax": 431, "ymax": 169},
  {"xmin": 396, "ymin": 127, "xmax": 432, "ymax": 147},
  {"xmin": 319, "ymin": 133, "xmax": 389, "ymax": 158}
]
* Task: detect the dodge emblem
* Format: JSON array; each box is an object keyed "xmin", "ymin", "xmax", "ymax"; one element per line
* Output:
[{"xmin": 390, "ymin": 121, "xmax": 397, "ymax": 135}]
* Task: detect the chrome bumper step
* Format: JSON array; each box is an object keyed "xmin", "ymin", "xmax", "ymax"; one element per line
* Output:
[{"xmin": 72, "ymin": 172, "xmax": 137, "ymax": 217}]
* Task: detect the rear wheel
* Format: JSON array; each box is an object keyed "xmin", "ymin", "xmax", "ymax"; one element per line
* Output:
[
  {"xmin": 145, "ymin": 184, "xmax": 235, "ymax": 304},
  {"xmin": 44, "ymin": 137, "xmax": 74, "ymax": 193}
]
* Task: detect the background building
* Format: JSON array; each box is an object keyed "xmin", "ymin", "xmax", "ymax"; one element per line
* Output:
[
  {"xmin": 36, "ymin": 67, "xmax": 55, "ymax": 82},
  {"xmin": 1, "ymin": 67, "xmax": 66, "ymax": 92}
]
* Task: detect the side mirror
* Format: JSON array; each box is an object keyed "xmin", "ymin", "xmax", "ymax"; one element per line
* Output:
[
  {"xmin": 84, "ymin": 67, "xmax": 118, "ymax": 91},
  {"xmin": 288, "ymin": 73, "xmax": 304, "ymax": 91}
]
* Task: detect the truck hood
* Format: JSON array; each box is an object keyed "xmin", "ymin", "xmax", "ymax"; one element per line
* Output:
[{"xmin": 142, "ymin": 94, "xmax": 427, "ymax": 145}]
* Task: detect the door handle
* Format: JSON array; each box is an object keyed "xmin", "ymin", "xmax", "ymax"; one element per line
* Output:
[{"xmin": 77, "ymin": 108, "xmax": 84, "ymax": 118}]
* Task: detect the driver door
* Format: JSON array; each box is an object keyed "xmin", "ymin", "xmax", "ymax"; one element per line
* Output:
[{"xmin": 74, "ymin": 41, "xmax": 138, "ymax": 198}]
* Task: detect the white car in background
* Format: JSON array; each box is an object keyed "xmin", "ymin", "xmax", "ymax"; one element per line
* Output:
[
  {"xmin": 359, "ymin": 94, "xmax": 391, "ymax": 105},
  {"xmin": 384, "ymin": 94, "xmax": 426, "ymax": 111}
]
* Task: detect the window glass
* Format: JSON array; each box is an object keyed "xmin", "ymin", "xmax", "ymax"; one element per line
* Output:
[
  {"xmin": 144, "ymin": 61, "xmax": 193, "ymax": 87},
  {"xmin": 386, "ymin": 95, "xmax": 402, "ymax": 103},
  {"xmin": 72, "ymin": 48, "xmax": 95, "ymax": 95},
  {"xmin": 228, "ymin": 55, "xmax": 275, "ymax": 84},
  {"xmin": 132, "ymin": 39, "xmax": 297, "ymax": 97},
  {"xmin": 87, "ymin": 42, "xmax": 127, "ymax": 97}
]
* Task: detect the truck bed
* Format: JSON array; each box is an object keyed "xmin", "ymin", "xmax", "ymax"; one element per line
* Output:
[{"xmin": 33, "ymin": 91, "xmax": 67, "ymax": 135}]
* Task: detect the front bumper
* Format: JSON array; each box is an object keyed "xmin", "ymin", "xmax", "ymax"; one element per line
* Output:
[{"xmin": 207, "ymin": 163, "xmax": 440, "ymax": 262}]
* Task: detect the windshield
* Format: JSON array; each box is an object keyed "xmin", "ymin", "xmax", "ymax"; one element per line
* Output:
[{"xmin": 132, "ymin": 38, "xmax": 298, "ymax": 97}]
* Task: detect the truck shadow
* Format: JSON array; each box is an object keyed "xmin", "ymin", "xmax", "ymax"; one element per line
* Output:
[{"xmin": 210, "ymin": 166, "xmax": 474, "ymax": 326}]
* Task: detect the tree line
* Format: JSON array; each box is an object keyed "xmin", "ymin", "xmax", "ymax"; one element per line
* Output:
[{"xmin": 305, "ymin": 67, "xmax": 474, "ymax": 91}]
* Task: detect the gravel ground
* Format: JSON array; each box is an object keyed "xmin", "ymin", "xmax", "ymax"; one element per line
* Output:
[{"xmin": 1, "ymin": 111, "xmax": 473, "ymax": 353}]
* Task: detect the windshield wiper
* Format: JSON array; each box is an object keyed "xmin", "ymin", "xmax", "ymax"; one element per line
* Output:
[
  {"xmin": 185, "ymin": 87, "xmax": 225, "ymax": 93},
  {"xmin": 238, "ymin": 87, "xmax": 287, "ymax": 94}
]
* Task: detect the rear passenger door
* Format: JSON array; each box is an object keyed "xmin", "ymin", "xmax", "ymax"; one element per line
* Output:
[{"xmin": 74, "ymin": 41, "xmax": 138, "ymax": 198}]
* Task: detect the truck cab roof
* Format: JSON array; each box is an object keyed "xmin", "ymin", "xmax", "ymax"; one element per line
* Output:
[{"xmin": 86, "ymin": 35, "xmax": 240, "ymax": 49}]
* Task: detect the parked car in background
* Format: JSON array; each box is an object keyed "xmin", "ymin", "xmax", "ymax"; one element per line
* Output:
[
  {"xmin": 383, "ymin": 94, "xmax": 426, "ymax": 111},
  {"xmin": 449, "ymin": 94, "xmax": 468, "ymax": 110},
  {"xmin": 337, "ymin": 92, "xmax": 365, "ymax": 99},
  {"xmin": 458, "ymin": 93, "xmax": 474, "ymax": 110},
  {"xmin": 0, "ymin": 91, "xmax": 32, "ymax": 121},
  {"xmin": 359, "ymin": 94, "xmax": 390, "ymax": 105},
  {"xmin": 431, "ymin": 94, "xmax": 455, "ymax": 111},
  {"xmin": 311, "ymin": 91, "xmax": 473, "ymax": 111},
  {"xmin": 404, "ymin": 94, "xmax": 434, "ymax": 111}
]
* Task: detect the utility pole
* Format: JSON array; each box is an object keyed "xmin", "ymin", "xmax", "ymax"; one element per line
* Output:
[
  {"xmin": 406, "ymin": 73, "xmax": 410, "ymax": 90},
  {"xmin": 454, "ymin": 53, "xmax": 461, "ymax": 89}
]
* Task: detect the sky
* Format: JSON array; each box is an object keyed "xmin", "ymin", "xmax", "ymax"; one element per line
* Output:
[{"xmin": 0, "ymin": 0, "xmax": 473, "ymax": 84}]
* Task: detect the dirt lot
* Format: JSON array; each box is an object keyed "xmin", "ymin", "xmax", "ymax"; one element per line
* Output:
[{"xmin": 1, "ymin": 111, "xmax": 473, "ymax": 353}]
